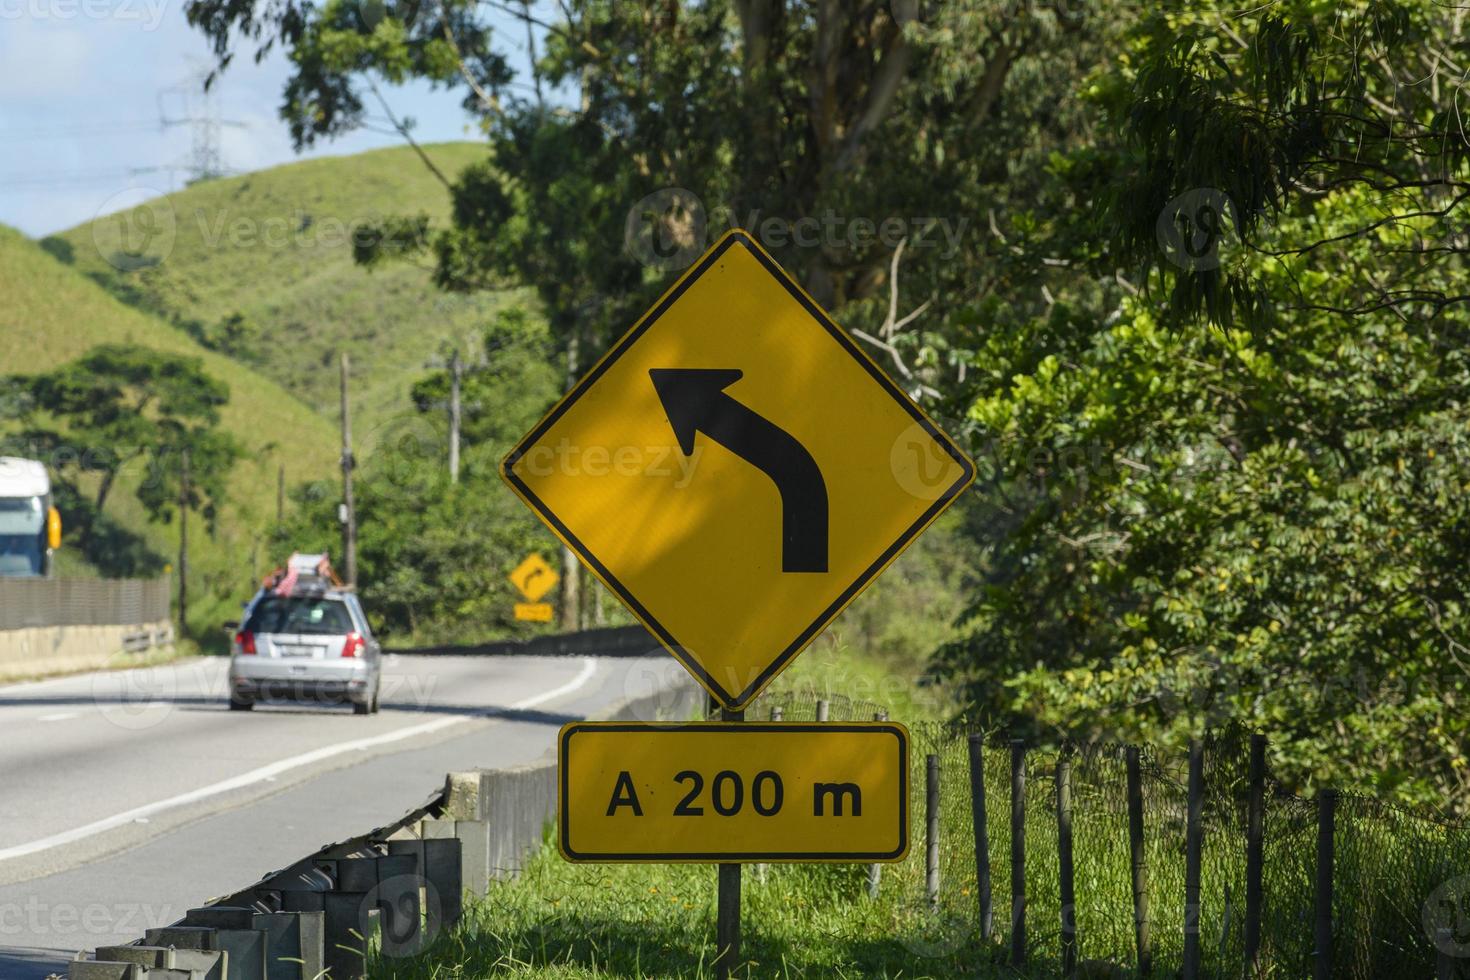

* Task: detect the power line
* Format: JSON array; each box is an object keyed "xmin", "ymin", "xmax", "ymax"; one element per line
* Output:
[
  {"xmin": 0, "ymin": 165, "xmax": 178, "ymax": 188},
  {"xmin": 0, "ymin": 120, "xmax": 165, "ymax": 141}
]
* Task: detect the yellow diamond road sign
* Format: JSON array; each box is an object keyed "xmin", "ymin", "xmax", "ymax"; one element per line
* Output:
[
  {"xmin": 509, "ymin": 553, "xmax": 559, "ymax": 603},
  {"xmin": 502, "ymin": 230, "xmax": 975, "ymax": 708}
]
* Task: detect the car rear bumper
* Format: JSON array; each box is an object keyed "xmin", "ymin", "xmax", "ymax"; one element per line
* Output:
[
  {"xmin": 229, "ymin": 677, "xmax": 372, "ymax": 704},
  {"xmin": 229, "ymin": 657, "xmax": 376, "ymax": 703}
]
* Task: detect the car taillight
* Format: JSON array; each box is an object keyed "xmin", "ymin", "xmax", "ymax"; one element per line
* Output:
[
  {"xmin": 341, "ymin": 632, "xmax": 365, "ymax": 658},
  {"xmin": 235, "ymin": 631, "xmax": 256, "ymax": 655}
]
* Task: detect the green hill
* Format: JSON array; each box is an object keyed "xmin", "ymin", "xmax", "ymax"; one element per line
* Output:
[
  {"xmin": 0, "ymin": 222, "xmax": 339, "ymax": 635},
  {"xmin": 52, "ymin": 142, "xmax": 523, "ymax": 443}
]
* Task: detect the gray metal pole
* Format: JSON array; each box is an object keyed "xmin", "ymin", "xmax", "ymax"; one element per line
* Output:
[
  {"xmin": 1125, "ymin": 746, "xmax": 1153, "ymax": 976},
  {"xmin": 1182, "ymin": 741, "xmax": 1204, "ymax": 980},
  {"xmin": 1313, "ymin": 789, "xmax": 1336, "ymax": 980},
  {"xmin": 1010, "ymin": 740, "xmax": 1026, "ymax": 967},
  {"xmin": 868, "ymin": 708, "xmax": 889, "ymax": 900},
  {"xmin": 1057, "ymin": 750, "xmax": 1076, "ymax": 976},
  {"xmin": 1244, "ymin": 734, "xmax": 1266, "ymax": 977},
  {"xmin": 715, "ymin": 704, "xmax": 744, "ymax": 979},
  {"xmin": 926, "ymin": 754, "xmax": 940, "ymax": 913}
]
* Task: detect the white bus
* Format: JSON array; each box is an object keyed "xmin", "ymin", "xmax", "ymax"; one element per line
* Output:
[{"xmin": 0, "ymin": 457, "xmax": 62, "ymax": 578}]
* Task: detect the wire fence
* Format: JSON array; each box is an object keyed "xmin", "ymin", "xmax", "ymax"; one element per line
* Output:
[{"xmin": 729, "ymin": 690, "xmax": 1470, "ymax": 979}]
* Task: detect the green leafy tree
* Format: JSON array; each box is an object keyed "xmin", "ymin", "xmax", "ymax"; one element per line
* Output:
[
  {"xmin": 274, "ymin": 309, "xmax": 562, "ymax": 641},
  {"xmin": 185, "ymin": 0, "xmax": 1133, "ymax": 623},
  {"xmin": 937, "ymin": 1, "xmax": 1470, "ymax": 807},
  {"xmin": 6, "ymin": 344, "xmax": 242, "ymax": 552}
]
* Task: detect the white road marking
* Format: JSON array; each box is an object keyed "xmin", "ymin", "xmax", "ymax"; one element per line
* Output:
[
  {"xmin": 37, "ymin": 713, "xmax": 78, "ymax": 723},
  {"xmin": 0, "ymin": 657, "xmax": 599, "ymax": 865}
]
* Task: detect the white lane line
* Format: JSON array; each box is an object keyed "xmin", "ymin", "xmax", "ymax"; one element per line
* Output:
[
  {"xmin": 0, "ymin": 657, "xmax": 599, "ymax": 865},
  {"xmin": 37, "ymin": 712, "xmax": 78, "ymax": 723}
]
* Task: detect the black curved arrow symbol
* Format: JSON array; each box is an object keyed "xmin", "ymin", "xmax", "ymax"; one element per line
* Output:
[{"xmin": 649, "ymin": 368, "xmax": 828, "ymax": 573}]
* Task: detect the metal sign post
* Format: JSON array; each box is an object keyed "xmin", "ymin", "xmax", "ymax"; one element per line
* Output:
[{"xmin": 715, "ymin": 705, "xmax": 743, "ymax": 980}]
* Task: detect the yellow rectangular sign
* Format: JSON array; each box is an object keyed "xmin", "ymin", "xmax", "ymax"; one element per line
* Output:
[
  {"xmin": 558, "ymin": 722, "xmax": 909, "ymax": 862},
  {"xmin": 514, "ymin": 602, "xmax": 554, "ymax": 622}
]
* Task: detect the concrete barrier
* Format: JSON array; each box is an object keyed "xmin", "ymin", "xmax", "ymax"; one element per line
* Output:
[{"xmin": 0, "ymin": 620, "xmax": 174, "ymax": 682}]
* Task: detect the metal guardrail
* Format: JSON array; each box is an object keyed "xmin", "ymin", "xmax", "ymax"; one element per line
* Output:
[
  {"xmin": 64, "ymin": 659, "xmax": 703, "ymax": 980},
  {"xmin": 389, "ymin": 624, "xmax": 663, "ymax": 658},
  {"xmin": 0, "ymin": 576, "xmax": 171, "ymax": 631}
]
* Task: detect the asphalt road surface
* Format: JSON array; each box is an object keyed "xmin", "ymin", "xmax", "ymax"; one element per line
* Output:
[{"xmin": 0, "ymin": 651, "xmax": 696, "ymax": 979}]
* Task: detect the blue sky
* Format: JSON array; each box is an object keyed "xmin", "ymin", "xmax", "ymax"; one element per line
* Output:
[{"xmin": 0, "ymin": 1, "xmax": 543, "ymax": 237}]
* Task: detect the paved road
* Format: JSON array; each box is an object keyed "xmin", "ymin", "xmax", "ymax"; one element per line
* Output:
[{"xmin": 0, "ymin": 652, "xmax": 695, "ymax": 979}]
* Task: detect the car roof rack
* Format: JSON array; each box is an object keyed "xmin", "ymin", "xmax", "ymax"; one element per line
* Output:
[{"xmin": 262, "ymin": 552, "xmax": 347, "ymax": 597}]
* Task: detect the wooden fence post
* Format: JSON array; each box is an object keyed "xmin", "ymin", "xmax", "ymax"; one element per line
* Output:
[
  {"xmin": 1244, "ymin": 734, "xmax": 1266, "ymax": 977},
  {"xmin": 967, "ymin": 732, "xmax": 993, "ymax": 940},
  {"xmin": 926, "ymin": 754, "xmax": 941, "ymax": 913},
  {"xmin": 1314, "ymin": 789, "xmax": 1336, "ymax": 980},
  {"xmin": 1125, "ymin": 746, "xmax": 1152, "ymax": 976},
  {"xmin": 1057, "ymin": 749, "xmax": 1077, "ymax": 977},
  {"xmin": 1010, "ymin": 739, "xmax": 1027, "ymax": 967},
  {"xmin": 1182, "ymin": 740, "xmax": 1204, "ymax": 980},
  {"xmin": 867, "ymin": 710, "xmax": 888, "ymax": 899}
]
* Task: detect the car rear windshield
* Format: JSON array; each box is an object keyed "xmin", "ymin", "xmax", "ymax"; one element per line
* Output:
[{"xmin": 245, "ymin": 596, "xmax": 355, "ymax": 636}]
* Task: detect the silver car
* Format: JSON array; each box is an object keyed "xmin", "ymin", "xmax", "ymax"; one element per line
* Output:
[{"xmin": 227, "ymin": 587, "xmax": 383, "ymax": 714}]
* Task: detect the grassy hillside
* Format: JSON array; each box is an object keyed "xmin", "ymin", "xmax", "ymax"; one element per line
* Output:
[
  {"xmin": 52, "ymin": 142, "xmax": 523, "ymax": 443},
  {"xmin": 0, "ymin": 223, "xmax": 338, "ymax": 636}
]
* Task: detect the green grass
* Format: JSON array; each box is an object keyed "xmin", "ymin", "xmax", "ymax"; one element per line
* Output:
[
  {"xmin": 0, "ymin": 223, "xmax": 340, "ymax": 635},
  {"xmin": 53, "ymin": 142, "xmax": 524, "ymax": 443},
  {"xmin": 365, "ymin": 639, "xmax": 1470, "ymax": 980},
  {"xmin": 364, "ymin": 642, "xmax": 1009, "ymax": 980}
]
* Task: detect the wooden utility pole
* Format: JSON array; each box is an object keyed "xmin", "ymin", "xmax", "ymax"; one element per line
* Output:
[
  {"xmin": 177, "ymin": 447, "xmax": 190, "ymax": 637},
  {"xmin": 560, "ymin": 332, "xmax": 581, "ymax": 630},
  {"xmin": 448, "ymin": 350, "xmax": 463, "ymax": 484},
  {"xmin": 340, "ymin": 352, "xmax": 358, "ymax": 588}
]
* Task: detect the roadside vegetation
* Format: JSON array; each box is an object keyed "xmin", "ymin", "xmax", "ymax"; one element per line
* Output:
[
  {"xmin": 0, "ymin": 224, "xmax": 336, "ymax": 638},
  {"xmin": 368, "ymin": 639, "xmax": 1468, "ymax": 980},
  {"xmin": 177, "ymin": 0, "xmax": 1470, "ymax": 811},
  {"xmin": 1, "ymin": 145, "xmax": 531, "ymax": 647}
]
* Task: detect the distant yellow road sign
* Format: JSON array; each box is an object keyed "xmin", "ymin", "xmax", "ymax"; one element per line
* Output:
[
  {"xmin": 558, "ymin": 721, "xmax": 909, "ymax": 862},
  {"xmin": 514, "ymin": 602, "xmax": 554, "ymax": 622},
  {"xmin": 503, "ymin": 230, "xmax": 974, "ymax": 709},
  {"xmin": 509, "ymin": 553, "xmax": 559, "ymax": 603}
]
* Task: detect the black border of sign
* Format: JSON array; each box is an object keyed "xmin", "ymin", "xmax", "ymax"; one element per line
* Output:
[
  {"xmin": 502, "ymin": 230, "xmax": 976, "ymax": 709},
  {"xmin": 558, "ymin": 721, "xmax": 910, "ymax": 862}
]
